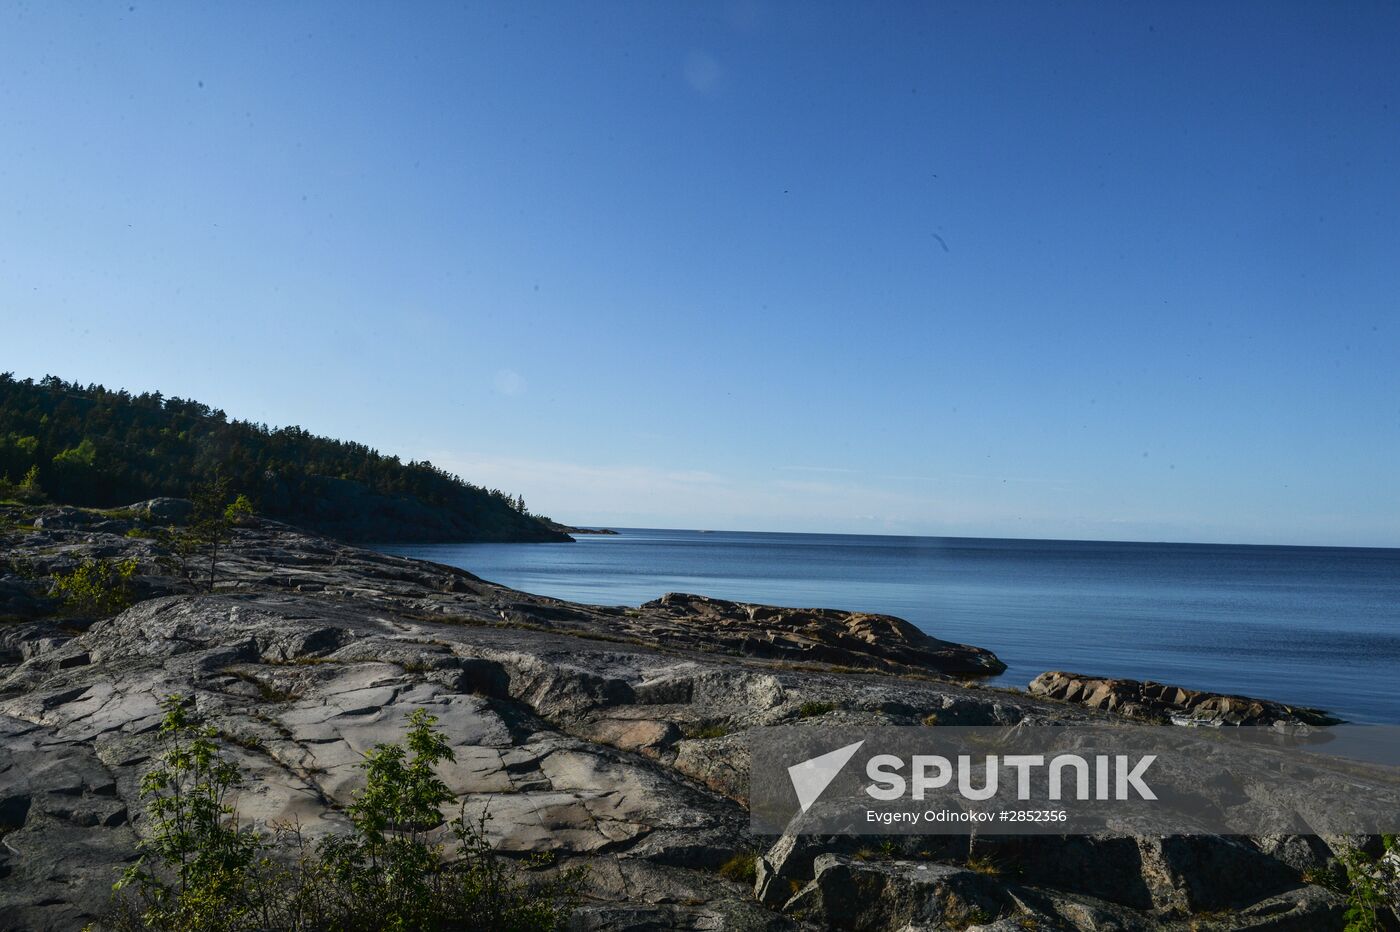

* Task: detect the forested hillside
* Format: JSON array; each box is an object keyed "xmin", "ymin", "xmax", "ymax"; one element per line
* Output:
[{"xmin": 0, "ymin": 374, "xmax": 569, "ymax": 543}]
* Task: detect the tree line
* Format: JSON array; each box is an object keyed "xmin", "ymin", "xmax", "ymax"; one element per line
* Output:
[{"xmin": 0, "ymin": 374, "xmax": 542, "ymax": 535}]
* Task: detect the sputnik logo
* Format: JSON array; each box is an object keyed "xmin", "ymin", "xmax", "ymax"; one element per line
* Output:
[{"xmin": 788, "ymin": 740, "xmax": 865, "ymax": 813}]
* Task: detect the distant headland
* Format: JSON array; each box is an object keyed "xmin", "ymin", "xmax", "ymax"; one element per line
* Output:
[{"xmin": 0, "ymin": 373, "xmax": 576, "ymax": 544}]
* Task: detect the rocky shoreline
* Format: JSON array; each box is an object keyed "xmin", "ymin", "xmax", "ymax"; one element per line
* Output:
[
  {"xmin": 0, "ymin": 505, "xmax": 1387, "ymax": 930},
  {"xmin": 1027, "ymin": 671, "xmax": 1342, "ymax": 727}
]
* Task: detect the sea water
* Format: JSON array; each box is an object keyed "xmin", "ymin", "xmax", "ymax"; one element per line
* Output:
[{"xmin": 381, "ymin": 529, "xmax": 1400, "ymax": 723}]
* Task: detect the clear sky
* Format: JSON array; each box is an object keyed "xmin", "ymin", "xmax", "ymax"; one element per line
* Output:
[{"xmin": 2, "ymin": 2, "xmax": 1397, "ymax": 546}]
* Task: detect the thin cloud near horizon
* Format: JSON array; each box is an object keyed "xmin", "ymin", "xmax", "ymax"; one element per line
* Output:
[{"xmin": 423, "ymin": 450, "xmax": 1385, "ymax": 548}]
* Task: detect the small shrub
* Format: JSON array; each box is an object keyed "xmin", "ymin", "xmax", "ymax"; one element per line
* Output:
[
  {"xmin": 219, "ymin": 731, "xmax": 266, "ymax": 754},
  {"xmin": 1338, "ymin": 836, "xmax": 1399, "ymax": 932},
  {"xmin": 796, "ymin": 701, "xmax": 836, "ymax": 719},
  {"xmin": 683, "ymin": 723, "xmax": 729, "ymax": 740},
  {"xmin": 164, "ymin": 476, "xmax": 252, "ymax": 592},
  {"xmin": 965, "ymin": 854, "xmax": 1002, "ymax": 877},
  {"xmin": 17, "ymin": 464, "xmax": 46, "ymax": 502},
  {"xmin": 921, "ymin": 712, "xmax": 940, "ymax": 726},
  {"xmin": 97, "ymin": 698, "xmax": 583, "ymax": 932},
  {"xmin": 1303, "ymin": 862, "xmax": 1348, "ymax": 891},
  {"xmin": 52, "ymin": 557, "xmax": 138, "ymax": 616},
  {"xmin": 224, "ymin": 495, "xmax": 254, "ymax": 526},
  {"xmin": 717, "ymin": 853, "xmax": 757, "ymax": 885},
  {"xmin": 301, "ymin": 707, "xmax": 586, "ymax": 931},
  {"xmin": 111, "ymin": 695, "xmax": 266, "ymax": 932},
  {"xmin": 853, "ymin": 840, "xmax": 900, "ymax": 862}
]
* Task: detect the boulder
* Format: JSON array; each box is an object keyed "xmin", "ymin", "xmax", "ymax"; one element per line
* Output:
[
  {"xmin": 1135, "ymin": 835, "xmax": 1304, "ymax": 913},
  {"xmin": 30, "ymin": 506, "xmax": 97, "ymax": 530},
  {"xmin": 128, "ymin": 497, "xmax": 194, "ymax": 524}
]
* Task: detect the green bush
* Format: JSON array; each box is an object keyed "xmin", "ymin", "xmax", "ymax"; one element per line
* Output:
[
  {"xmin": 15, "ymin": 464, "xmax": 46, "ymax": 503},
  {"xmin": 1338, "ymin": 836, "xmax": 1399, "ymax": 932},
  {"xmin": 224, "ymin": 494, "xmax": 255, "ymax": 526},
  {"xmin": 52, "ymin": 557, "xmax": 138, "ymax": 616},
  {"xmin": 110, "ymin": 697, "xmax": 264, "ymax": 932},
  {"xmin": 97, "ymin": 698, "xmax": 583, "ymax": 932}
]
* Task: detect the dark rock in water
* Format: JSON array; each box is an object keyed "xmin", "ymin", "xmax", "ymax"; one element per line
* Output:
[
  {"xmin": 1028, "ymin": 671, "xmax": 1343, "ymax": 726},
  {"xmin": 643, "ymin": 592, "xmax": 1008, "ymax": 676}
]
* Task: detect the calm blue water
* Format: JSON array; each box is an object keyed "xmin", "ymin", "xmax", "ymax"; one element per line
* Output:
[{"xmin": 381, "ymin": 529, "xmax": 1400, "ymax": 724}]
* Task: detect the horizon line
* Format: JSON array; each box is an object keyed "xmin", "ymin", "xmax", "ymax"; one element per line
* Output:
[{"xmin": 564, "ymin": 524, "xmax": 1400, "ymax": 553}]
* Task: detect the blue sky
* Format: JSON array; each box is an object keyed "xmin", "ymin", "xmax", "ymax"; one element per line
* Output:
[{"xmin": 2, "ymin": 2, "xmax": 1397, "ymax": 546}]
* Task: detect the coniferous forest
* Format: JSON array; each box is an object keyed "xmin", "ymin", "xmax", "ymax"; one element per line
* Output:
[{"xmin": 0, "ymin": 374, "xmax": 569, "ymax": 542}]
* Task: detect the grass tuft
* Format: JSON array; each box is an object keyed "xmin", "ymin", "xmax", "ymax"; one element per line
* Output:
[
  {"xmin": 683, "ymin": 723, "xmax": 729, "ymax": 740},
  {"xmin": 717, "ymin": 853, "xmax": 757, "ymax": 885}
]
